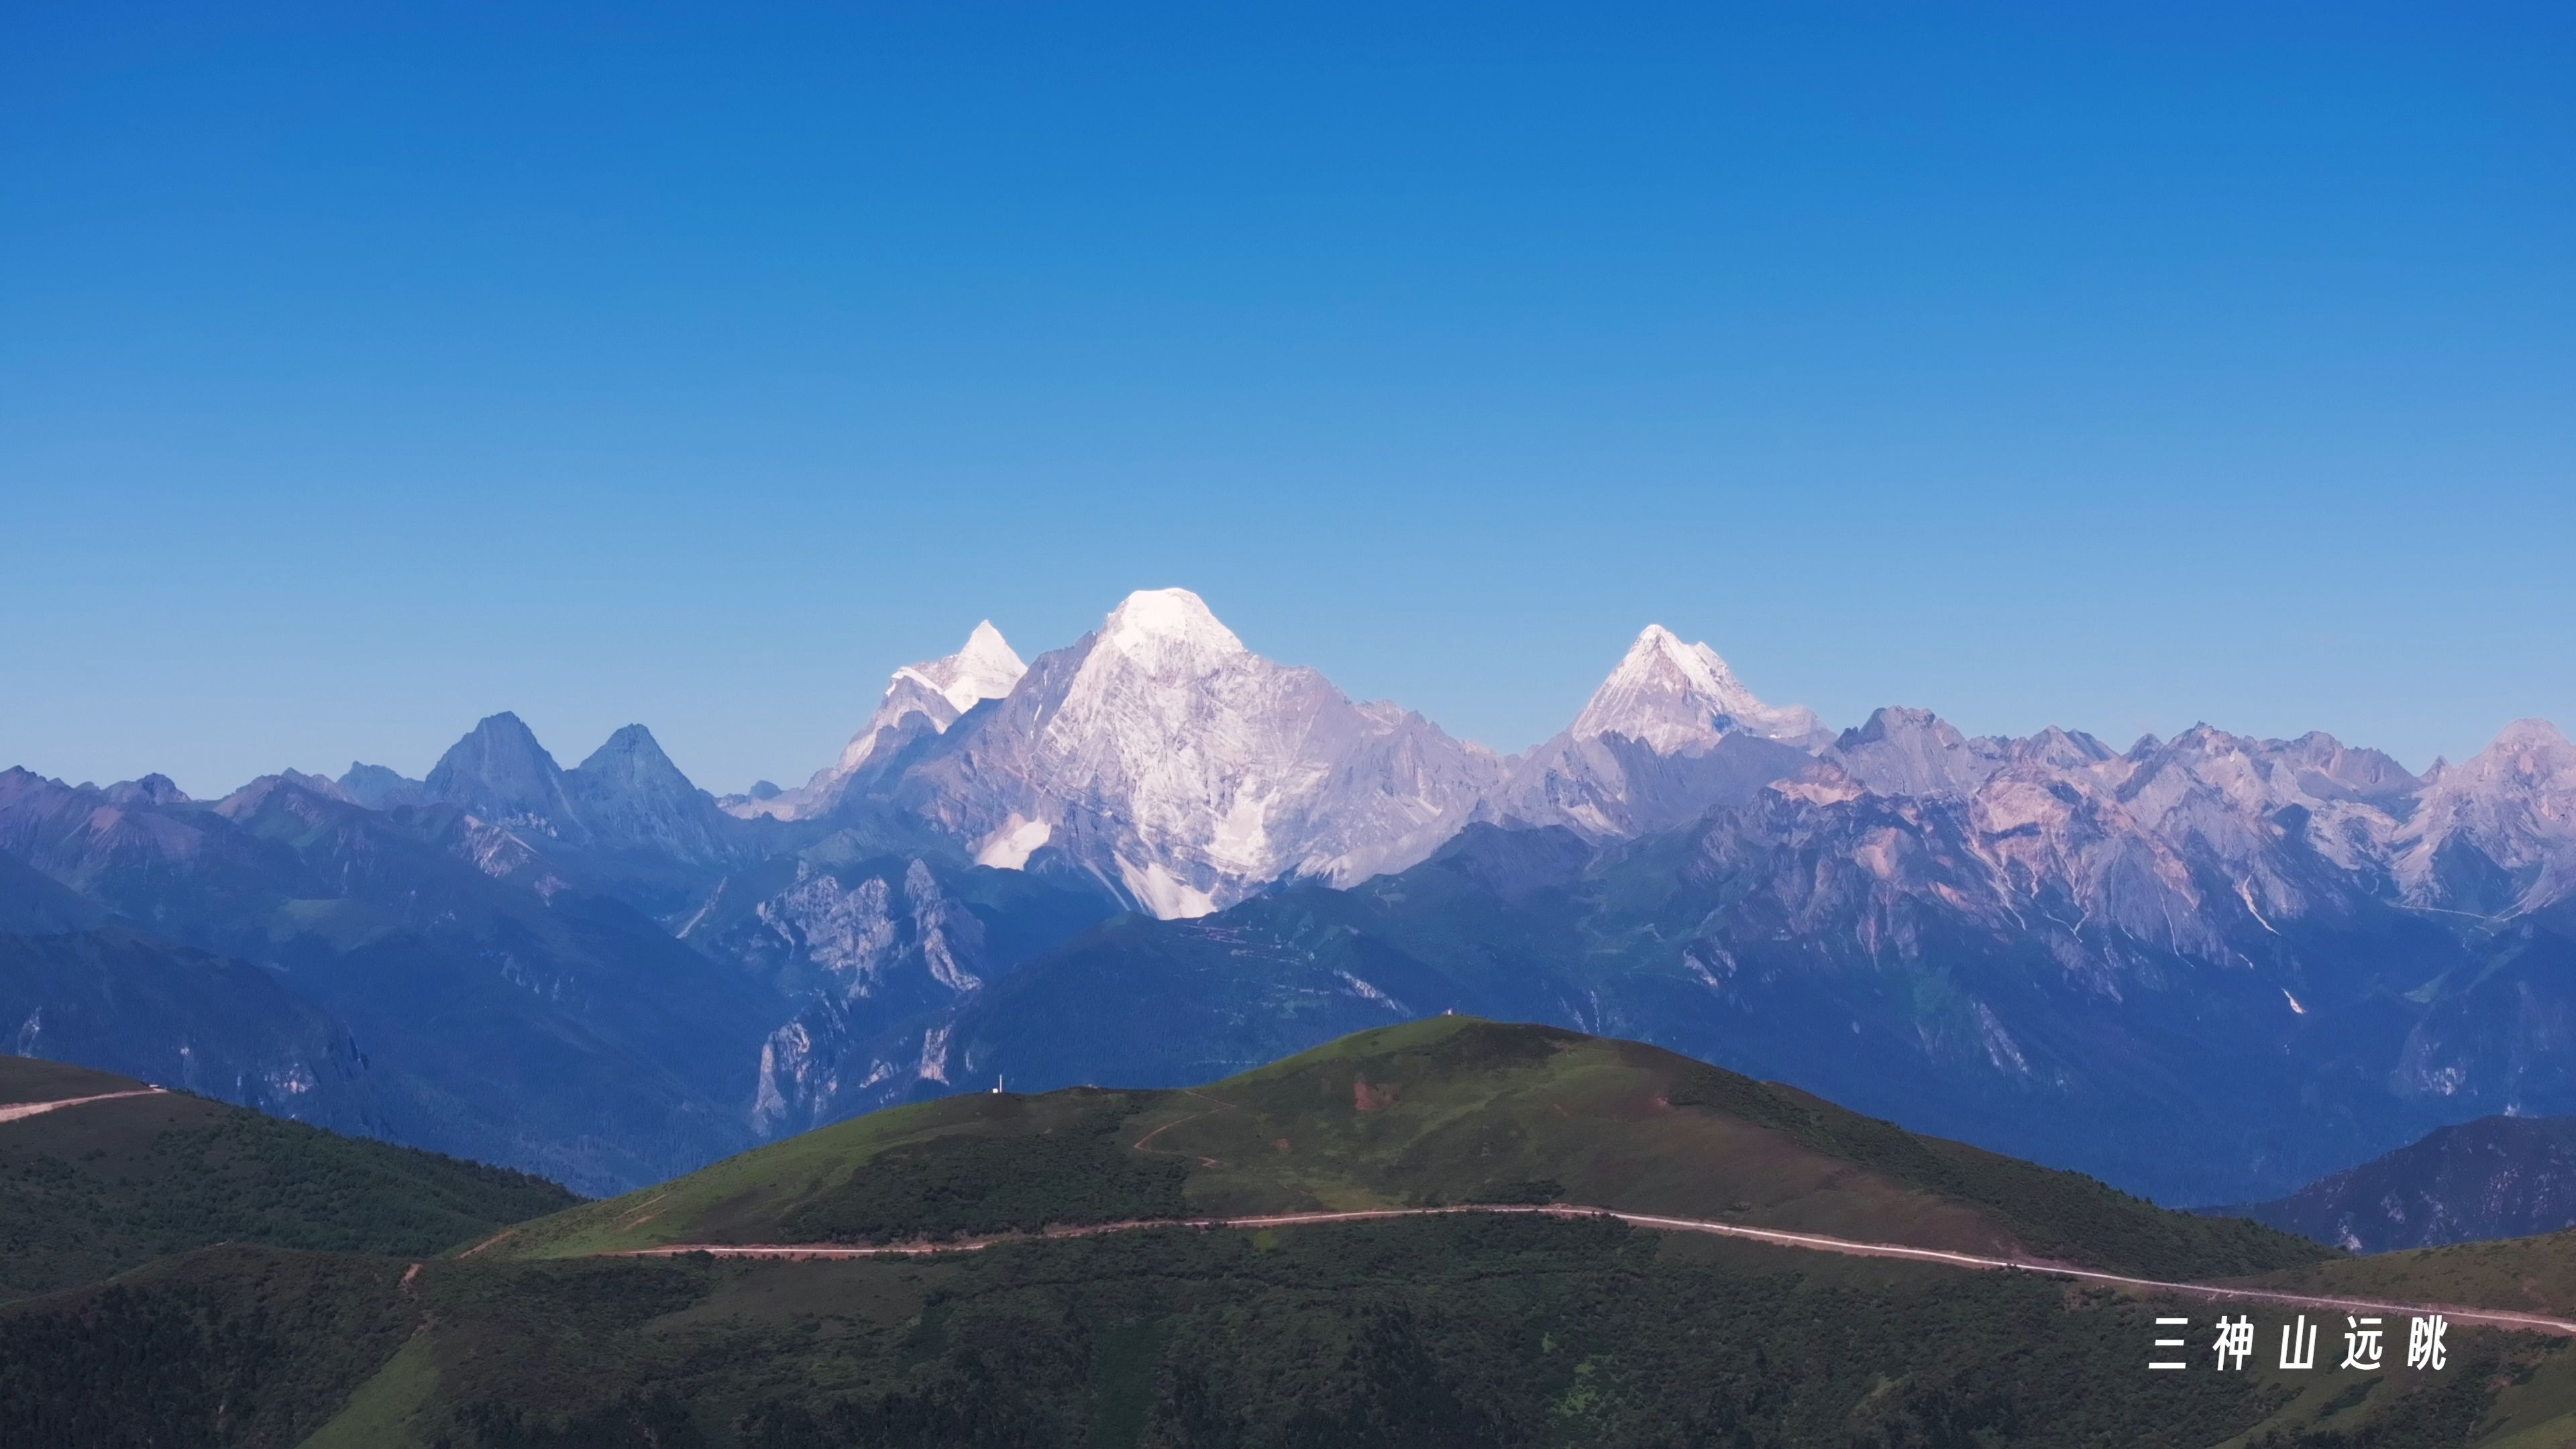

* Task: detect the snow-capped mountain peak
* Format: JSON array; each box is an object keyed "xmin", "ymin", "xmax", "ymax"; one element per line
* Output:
[
  {"xmin": 727, "ymin": 623, "xmax": 1032, "ymax": 820},
  {"xmin": 871, "ymin": 588, "xmax": 1505, "ymax": 916},
  {"xmin": 1569, "ymin": 625, "xmax": 1819, "ymax": 751},
  {"xmin": 892, "ymin": 620, "xmax": 1026, "ymax": 716},
  {"xmin": 827, "ymin": 624, "xmax": 1026, "ymax": 777},
  {"xmin": 1472, "ymin": 625, "xmax": 1826, "ymax": 840},
  {"xmin": 1093, "ymin": 587, "xmax": 1246, "ymax": 672}
]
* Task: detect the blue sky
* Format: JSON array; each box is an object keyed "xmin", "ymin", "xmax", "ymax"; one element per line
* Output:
[{"xmin": 5, "ymin": 2, "xmax": 2570, "ymax": 795}]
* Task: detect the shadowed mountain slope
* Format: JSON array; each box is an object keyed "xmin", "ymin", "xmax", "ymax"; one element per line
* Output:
[
  {"xmin": 0, "ymin": 768, "xmax": 788, "ymax": 1193},
  {"xmin": 854, "ymin": 794, "xmax": 2576, "ymax": 1206},
  {"xmin": 2224, "ymin": 1115, "xmax": 2576, "ymax": 1252}
]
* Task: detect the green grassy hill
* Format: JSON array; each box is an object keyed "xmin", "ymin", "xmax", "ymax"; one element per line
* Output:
[
  {"xmin": 2259, "ymin": 1226, "xmax": 2576, "ymax": 1325},
  {"xmin": 7, "ymin": 1215, "xmax": 2566, "ymax": 1449},
  {"xmin": 13, "ymin": 1022, "xmax": 2576, "ymax": 1448},
  {"xmin": 493, "ymin": 1015, "xmax": 2324, "ymax": 1281},
  {"xmin": 2181, "ymin": 1233, "xmax": 2576, "ymax": 1448},
  {"xmin": 0, "ymin": 1054, "xmax": 578, "ymax": 1301}
]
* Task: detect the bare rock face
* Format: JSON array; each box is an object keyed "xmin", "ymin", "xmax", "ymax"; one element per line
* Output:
[
  {"xmin": 1832, "ymin": 707, "xmax": 2013, "ymax": 799},
  {"xmin": 562, "ymin": 724, "xmax": 737, "ymax": 866},
  {"xmin": 417, "ymin": 712, "xmax": 742, "ymax": 874},
  {"xmin": 2396, "ymin": 719, "xmax": 2576, "ymax": 914},
  {"xmin": 423, "ymin": 712, "xmax": 588, "ymax": 843},
  {"xmin": 679, "ymin": 840, "xmax": 1113, "ymax": 1135}
]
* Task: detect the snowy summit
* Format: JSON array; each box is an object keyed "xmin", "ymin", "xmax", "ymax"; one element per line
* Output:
[
  {"xmin": 725, "ymin": 622, "xmax": 1029, "ymax": 820},
  {"xmin": 1572, "ymin": 625, "xmax": 1821, "ymax": 751},
  {"xmin": 894, "ymin": 620, "xmax": 1028, "ymax": 717}
]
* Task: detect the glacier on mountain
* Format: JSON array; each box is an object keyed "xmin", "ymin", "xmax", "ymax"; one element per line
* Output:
[{"xmin": 870, "ymin": 588, "xmax": 1505, "ymax": 916}]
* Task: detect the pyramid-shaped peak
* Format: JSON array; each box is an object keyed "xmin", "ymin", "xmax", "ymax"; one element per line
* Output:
[
  {"xmin": 1098, "ymin": 588, "xmax": 1245, "ymax": 663},
  {"xmin": 458, "ymin": 711, "xmax": 545, "ymax": 750},
  {"xmin": 437, "ymin": 712, "xmax": 557, "ymax": 768},
  {"xmin": 892, "ymin": 621, "xmax": 1028, "ymax": 715},
  {"xmin": 959, "ymin": 620, "xmax": 1018, "ymax": 669},
  {"xmin": 578, "ymin": 723, "xmax": 684, "ymax": 775},
  {"xmin": 427, "ymin": 712, "xmax": 565, "ymax": 796},
  {"xmin": 594, "ymin": 722, "xmax": 662, "ymax": 753},
  {"xmin": 1614, "ymin": 623, "xmax": 1753, "ymax": 693},
  {"xmin": 1571, "ymin": 625, "xmax": 1815, "ymax": 751}
]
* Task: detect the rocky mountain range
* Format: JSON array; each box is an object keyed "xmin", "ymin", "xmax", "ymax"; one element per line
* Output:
[
  {"xmin": 0, "ymin": 757, "xmax": 787, "ymax": 1194},
  {"xmin": 4, "ymin": 586, "xmax": 2573, "ymax": 1202}
]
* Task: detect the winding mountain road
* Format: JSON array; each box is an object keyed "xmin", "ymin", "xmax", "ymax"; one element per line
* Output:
[{"xmin": 611, "ymin": 1201, "xmax": 2576, "ymax": 1338}]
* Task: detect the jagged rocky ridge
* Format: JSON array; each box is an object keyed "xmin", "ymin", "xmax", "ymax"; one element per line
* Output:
[
  {"xmin": 4, "ymin": 586, "xmax": 2574, "ymax": 1203},
  {"xmin": 698, "ymin": 592, "xmax": 2576, "ymax": 1201},
  {"xmin": 0, "ymin": 759, "xmax": 791, "ymax": 1194},
  {"xmin": 739, "ymin": 592, "xmax": 2576, "ymax": 929}
]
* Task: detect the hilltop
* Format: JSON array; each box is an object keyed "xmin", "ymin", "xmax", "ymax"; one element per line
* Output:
[
  {"xmin": 493, "ymin": 1015, "xmax": 2322, "ymax": 1281},
  {"xmin": 0, "ymin": 1054, "xmax": 577, "ymax": 1301},
  {"xmin": 18, "ymin": 1022, "xmax": 2576, "ymax": 1446}
]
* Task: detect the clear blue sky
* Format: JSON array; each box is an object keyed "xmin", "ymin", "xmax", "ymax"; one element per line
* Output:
[{"xmin": 5, "ymin": 2, "xmax": 2570, "ymax": 796}]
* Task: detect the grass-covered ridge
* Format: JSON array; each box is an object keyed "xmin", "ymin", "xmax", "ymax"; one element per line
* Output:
[
  {"xmin": 494, "ymin": 1016, "xmax": 2328, "ymax": 1280},
  {"xmin": 9, "ymin": 1217, "xmax": 2561, "ymax": 1449},
  {"xmin": 19, "ymin": 1026, "xmax": 2576, "ymax": 1446},
  {"xmin": 0, "ymin": 1055, "xmax": 578, "ymax": 1301}
]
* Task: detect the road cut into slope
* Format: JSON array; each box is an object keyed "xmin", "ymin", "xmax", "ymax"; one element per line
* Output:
[
  {"xmin": 610, "ymin": 1201, "xmax": 2576, "ymax": 1338},
  {"xmin": 0, "ymin": 1086, "xmax": 163, "ymax": 1125}
]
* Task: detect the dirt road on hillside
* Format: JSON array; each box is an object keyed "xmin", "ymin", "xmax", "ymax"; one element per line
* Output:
[
  {"xmin": 0, "ymin": 1087, "xmax": 163, "ymax": 1125},
  {"xmin": 608, "ymin": 1201, "xmax": 2576, "ymax": 1337}
]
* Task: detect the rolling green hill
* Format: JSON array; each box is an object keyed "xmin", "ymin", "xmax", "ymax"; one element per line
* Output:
[
  {"xmin": 15, "ymin": 1024, "xmax": 2576, "ymax": 1448},
  {"xmin": 0, "ymin": 1054, "xmax": 578, "ymax": 1301},
  {"xmin": 7, "ymin": 1211, "xmax": 2565, "ymax": 1449},
  {"xmin": 492, "ymin": 1015, "xmax": 2325, "ymax": 1281}
]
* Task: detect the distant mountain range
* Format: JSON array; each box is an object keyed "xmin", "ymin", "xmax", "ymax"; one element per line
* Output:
[{"xmin": 5, "ymin": 586, "xmax": 2573, "ymax": 1201}]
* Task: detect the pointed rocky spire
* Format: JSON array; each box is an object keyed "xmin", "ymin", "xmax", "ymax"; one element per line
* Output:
[{"xmin": 424, "ymin": 712, "xmax": 581, "ymax": 833}]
